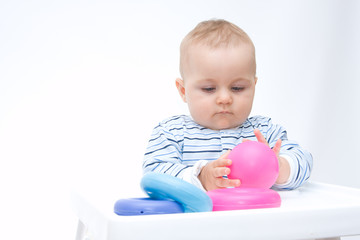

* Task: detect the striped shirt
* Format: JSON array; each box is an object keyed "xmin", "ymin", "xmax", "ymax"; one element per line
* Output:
[{"xmin": 143, "ymin": 115, "xmax": 313, "ymax": 190}]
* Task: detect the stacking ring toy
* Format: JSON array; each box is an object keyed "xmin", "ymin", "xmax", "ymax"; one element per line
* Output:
[
  {"xmin": 207, "ymin": 188, "xmax": 281, "ymax": 211},
  {"xmin": 141, "ymin": 172, "xmax": 212, "ymax": 213},
  {"xmin": 228, "ymin": 141, "xmax": 279, "ymax": 189},
  {"xmin": 114, "ymin": 198, "xmax": 184, "ymax": 216}
]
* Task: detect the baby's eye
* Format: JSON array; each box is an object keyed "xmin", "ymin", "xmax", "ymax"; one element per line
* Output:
[
  {"xmin": 232, "ymin": 86, "xmax": 244, "ymax": 92},
  {"xmin": 202, "ymin": 87, "xmax": 216, "ymax": 93}
]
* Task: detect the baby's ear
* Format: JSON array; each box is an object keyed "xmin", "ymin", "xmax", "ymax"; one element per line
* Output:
[{"xmin": 175, "ymin": 78, "xmax": 187, "ymax": 103}]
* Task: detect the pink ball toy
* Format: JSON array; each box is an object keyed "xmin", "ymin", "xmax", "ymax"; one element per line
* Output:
[{"xmin": 227, "ymin": 141, "xmax": 279, "ymax": 189}]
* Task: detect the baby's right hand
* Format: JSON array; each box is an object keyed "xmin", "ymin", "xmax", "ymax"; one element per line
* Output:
[{"xmin": 198, "ymin": 150, "xmax": 241, "ymax": 191}]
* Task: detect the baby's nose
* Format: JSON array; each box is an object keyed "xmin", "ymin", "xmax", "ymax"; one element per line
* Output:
[{"xmin": 216, "ymin": 90, "xmax": 232, "ymax": 105}]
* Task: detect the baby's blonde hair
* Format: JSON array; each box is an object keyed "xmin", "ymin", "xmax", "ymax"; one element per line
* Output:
[{"xmin": 180, "ymin": 19, "xmax": 256, "ymax": 78}]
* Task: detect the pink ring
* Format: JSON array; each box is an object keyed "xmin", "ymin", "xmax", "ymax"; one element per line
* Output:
[{"xmin": 207, "ymin": 188, "xmax": 281, "ymax": 211}]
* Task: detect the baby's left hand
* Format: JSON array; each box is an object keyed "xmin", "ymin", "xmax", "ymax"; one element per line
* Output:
[
  {"xmin": 252, "ymin": 129, "xmax": 282, "ymax": 157},
  {"xmin": 244, "ymin": 129, "xmax": 290, "ymax": 184}
]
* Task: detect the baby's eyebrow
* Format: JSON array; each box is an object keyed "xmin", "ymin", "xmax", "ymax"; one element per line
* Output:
[
  {"xmin": 197, "ymin": 78, "xmax": 216, "ymax": 84},
  {"xmin": 232, "ymin": 78, "xmax": 252, "ymax": 84},
  {"xmin": 196, "ymin": 77, "xmax": 252, "ymax": 84}
]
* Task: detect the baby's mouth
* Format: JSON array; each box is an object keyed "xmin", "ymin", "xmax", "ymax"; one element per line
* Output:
[{"xmin": 216, "ymin": 111, "xmax": 232, "ymax": 115}]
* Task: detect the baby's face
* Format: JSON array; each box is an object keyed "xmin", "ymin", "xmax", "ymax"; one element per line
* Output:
[{"xmin": 178, "ymin": 44, "xmax": 257, "ymax": 130}]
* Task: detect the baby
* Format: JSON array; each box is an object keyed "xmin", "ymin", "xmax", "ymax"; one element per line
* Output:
[{"xmin": 143, "ymin": 19, "xmax": 313, "ymax": 191}]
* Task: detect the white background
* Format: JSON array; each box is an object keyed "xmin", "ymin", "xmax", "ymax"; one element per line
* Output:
[{"xmin": 1, "ymin": 0, "xmax": 359, "ymax": 239}]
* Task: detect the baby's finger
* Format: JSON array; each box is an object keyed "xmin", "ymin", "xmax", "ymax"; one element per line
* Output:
[
  {"xmin": 212, "ymin": 167, "xmax": 230, "ymax": 178},
  {"xmin": 214, "ymin": 177, "xmax": 230, "ymax": 188},
  {"xmin": 272, "ymin": 139, "xmax": 282, "ymax": 156},
  {"xmin": 212, "ymin": 157, "xmax": 232, "ymax": 168},
  {"xmin": 219, "ymin": 150, "xmax": 231, "ymax": 159},
  {"xmin": 254, "ymin": 128, "xmax": 268, "ymax": 145},
  {"xmin": 215, "ymin": 178, "xmax": 241, "ymax": 188},
  {"xmin": 228, "ymin": 179, "xmax": 241, "ymax": 188}
]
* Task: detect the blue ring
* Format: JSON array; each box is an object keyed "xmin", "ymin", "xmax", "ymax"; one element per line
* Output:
[
  {"xmin": 141, "ymin": 173, "xmax": 212, "ymax": 213},
  {"xmin": 114, "ymin": 198, "xmax": 184, "ymax": 215}
]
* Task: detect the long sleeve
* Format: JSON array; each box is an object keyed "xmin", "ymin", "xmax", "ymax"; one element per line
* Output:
[
  {"xmin": 251, "ymin": 116, "xmax": 313, "ymax": 190},
  {"xmin": 143, "ymin": 116, "xmax": 189, "ymax": 178}
]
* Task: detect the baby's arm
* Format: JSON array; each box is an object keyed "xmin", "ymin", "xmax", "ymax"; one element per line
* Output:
[
  {"xmin": 143, "ymin": 118, "xmax": 210, "ymax": 190},
  {"xmin": 254, "ymin": 117, "xmax": 313, "ymax": 190},
  {"xmin": 198, "ymin": 151, "xmax": 241, "ymax": 191},
  {"xmin": 252, "ymin": 129, "xmax": 290, "ymax": 184},
  {"xmin": 143, "ymin": 123, "xmax": 185, "ymax": 178}
]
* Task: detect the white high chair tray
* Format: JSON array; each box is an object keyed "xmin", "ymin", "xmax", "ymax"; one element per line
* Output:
[{"xmin": 71, "ymin": 182, "xmax": 360, "ymax": 240}]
